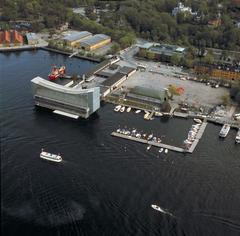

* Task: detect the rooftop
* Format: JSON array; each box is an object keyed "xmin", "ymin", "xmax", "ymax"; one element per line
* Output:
[
  {"xmin": 63, "ymin": 31, "xmax": 92, "ymax": 42},
  {"xmin": 149, "ymin": 44, "xmax": 186, "ymax": 56},
  {"xmin": 101, "ymin": 72, "xmax": 125, "ymax": 87},
  {"xmin": 119, "ymin": 66, "xmax": 136, "ymax": 75},
  {"xmin": 26, "ymin": 32, "xmax": 39, "ymax": 41},
  {"xmin": 80, "ymin": 34, "xmax": 111, "ymax": 47}
]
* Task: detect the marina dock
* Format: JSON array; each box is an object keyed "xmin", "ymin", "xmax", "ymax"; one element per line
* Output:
[
  {"xmin": 111, "ymin": 121, "xmax": 208, "ymax": 154},
  {"xmin": 111, "ymin": 132, "xmax": 187, "ymax": 153},
  {"xmin": 188, "ymin": 122, "xmax": 208, "ymax": 153}
]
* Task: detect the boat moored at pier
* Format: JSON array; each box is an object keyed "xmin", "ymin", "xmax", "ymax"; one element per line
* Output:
[{"xmin": 219, "ymin": 124, "xmax": 230, "ymax": 138}]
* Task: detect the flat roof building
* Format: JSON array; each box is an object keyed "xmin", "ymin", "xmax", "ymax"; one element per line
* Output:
[
  {"xmin": 139, "ymin": 43, "xmax": 187, "ymax": 63},
  {"xmin": 63, "ymin": 31, "xmax": 92, "ymax": 47},
  {"xmin": 80, "ymin": 34, "xmax": 111, "ymax": 51}
]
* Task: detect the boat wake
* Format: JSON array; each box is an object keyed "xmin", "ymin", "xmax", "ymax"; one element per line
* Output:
[{"xmin": 194, "ymin": 212, "xmax": 240, "ymax": 232}]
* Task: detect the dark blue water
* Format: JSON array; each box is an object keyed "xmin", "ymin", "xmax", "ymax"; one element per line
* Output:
[{"xmin": 1, "ymin": 50, "xmax": 240, "ymax": 236}]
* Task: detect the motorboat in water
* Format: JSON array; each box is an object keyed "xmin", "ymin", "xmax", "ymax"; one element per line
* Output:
[
  {"xmin": 155, "ymin": 112, "xmax": 163, "ymax": 117},
  {"xmin": 194, "ymin": 118, "xmax": 202, "ymax": 124},
  {"xmin": 40, "ymin": 149, "xmax": 62, "ymax": 162},
  {"xmin": 147, "ymin": 134, "xmax": 153, "ymax": 140},
  {"xmin": 219, "ymin": 124, "xmax": 230, "ymax": 138},
  {"xmin": 159, "ymin": 148, "xmax": 164, "ymax": 153},
  {"xmin": 147, "ymin": 145, "xmax": 151, "ymax": 150},
  {"xmin": 164, "ymin": 149, "xmax": 168, "ymax": 154},
  {"xmin": 114, "ymin": 105, "xmax": 121, "ymax": 112},
  {"xmin": 235, "ymin": 128, "xmax": 240, "ymax": 144},
  {"xmin": 126, "ymin": 107, "xmax": 131, "ymax": 112},
  {"xmin": 120, "ymin": 106, "xmax": 125, "ymax": 112},
  {"xmin": 135, "ymin": 110, "xmax": 141, "ymax": 114}
]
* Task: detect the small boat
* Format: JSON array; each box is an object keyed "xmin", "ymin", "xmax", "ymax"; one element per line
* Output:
[
  {"xmin": 120, "ymin": 106, "xmax": 125, "ymax": 112},
  {"xmin": 159, "ymin": 148, "xmax": 164, "ymax": 153},
  {"xmin": 116, "ymin": 128, "xmax": 121, "ymax": 133},
  {"xmin": 114, "ymin": 105, "xmax": 121, "ymax": 112},
  {"xmin": 164, "ymin": 149, "xmax": 168, "ymax": 154},
  {"xmin": 219, "ymin": 124, "xmax": 230, "ymax": 138},
  {"xmin": 235, "ymin": 129, "xmax": 240, "ymax": 144},
  {"xmin": 136, "ymin": 133, "xmax": 141, "ymax": 138},
  {"xmin": 147, "ymin": 134, "xmax": 153, "ymax": 140},
  {"xmin": 40, "ymin": 149, "xmax": 62, "ymax": 162},
  {"xmin": 126, "ymin": 107, "xmax": 131, "ymax": 112},
  {"xmin": 194, "ymin": 118, "xmax": 202, "ymax": 124},
  {"xmin": 147, "ymin": 145, "xmax": 151, "ymax": 150},
  {"xmin": 155, "ymin": 112, "xmax": 163, "ymax": 117},
  {"xmin": 181, "ymin": 107, "xmax": 188, "ymax": 112},
  {"xmin": 135, "ymin": 110, "xmax": 141, "ymax": 114},
  {"xmin": 144, "ymin": 113, "xmax": 150, "ymax": 120},
  {"xmin": 151, "ymin": 204, "xmax": 167, "ymax": 213}
]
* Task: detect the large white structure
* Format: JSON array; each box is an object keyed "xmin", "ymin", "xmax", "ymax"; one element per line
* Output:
[
  {"xmin": 31, "ymin": 77, "xmax": 100, "ymax": 119},
  {"xmin": 172, "ymin": 2, "xmax": 197, "ymax": 16}
]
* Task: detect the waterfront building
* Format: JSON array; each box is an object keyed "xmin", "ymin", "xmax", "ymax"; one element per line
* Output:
[
  {"xmin": 80, "ymin": 34, "xmax": 111, "ymax": 51},
  {"xmin": 31, "ymin": 77, "xmax": 100, "ymax": 119},
  {"xmin": 26, "ymin": 33, "xmax": 39, "ymax": 45},
  {"xmin": 0, "ymin": 30, "xmax": 23, "ymax": 47},
  {"xmin": 62, "ymin": 31, "xmax": 92, "ymax": 47}
]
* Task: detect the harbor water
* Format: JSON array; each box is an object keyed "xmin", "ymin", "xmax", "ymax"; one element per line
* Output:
[{"xmin": 1, "ymin": 50, "xmax": 240, "ymax": 236}]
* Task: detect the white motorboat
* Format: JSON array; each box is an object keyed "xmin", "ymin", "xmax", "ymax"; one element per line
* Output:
[
  {"xmin": 155, "ymin": 112, "xmax": 163, "ymax": 117},
  {"xmin": 164, "ymin": 149, "xmax": 168, "ymax": 154},
  {"xmin": 151, "ymin": 204, "xmax": 165, "ymax": 212},
  {"xmin": 120, "ymin": 106, "xmax": 125, "ymax": 112},
  {"xmin": 159, "ymin": 148, "xmax": 164, "ymax": 153},
  {"xmin": 147, "ymin": 145, "xmax": 151, "ymax": 150},
  {"xmin": 135, "ymin": 110, "xmax": 141, "ymax": 114},
  {"xmin": 236, "ymin": 129, "xmax": 240, "ymax": 144},
  {"xmin": 114, "ymin": 105, "xmax": 121, "ymax": 112},
  {"xmin": 219, "ymin": 124, "xmax": 230, "ymax": 138},
  {"xmin": 147, "ymin": 134, "xmax": 153, "ymax": 140},
  {"xmin": 194, "ymin": 118, "xmax": 202, "ymax": 124},
  {"xmin": 126, "ymin": 107, "xmax": 131, "ymax": 112},
  {"xmin": 144, "ymin": 113, "xmax": 150, "ymax": 120},
  {"xmin": 40, "ymin": 149, "xmax": 62, "ymax": 162}
]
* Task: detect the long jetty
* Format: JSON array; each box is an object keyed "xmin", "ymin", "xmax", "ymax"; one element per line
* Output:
[
  {"xmin": 111, "ymin": 121, "xmax": 208, "ymax": 154},
  {"xmin": 111, "ymin": 132, "xmax": 187, "ymax": 153}
]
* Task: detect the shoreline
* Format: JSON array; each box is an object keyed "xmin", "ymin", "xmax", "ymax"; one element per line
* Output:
[{"xmin": 0, "ymin": 45, "xmax": 101, "ymax": 63}]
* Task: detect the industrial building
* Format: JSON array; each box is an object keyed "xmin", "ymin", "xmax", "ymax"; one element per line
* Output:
[
  {"xmin": 139, "ymin": 43, "xmax": 186, "ymax": 62},
  {"xmin": 63, "ymin": 31, "xmax": 92, "ymax": 47},
  {"xmin": 31, "ymin": 77, "xmax": 100, "ymax": 119},
  {"xmin": 26, "ymin": 33, "xmax": 39, "ymax": 45},
  {"xmin": 127, "ymin": 86, "xmax": 169, "ymax": 106},
  {"xmin": 80, "ymin": 34, "xmax": 111, "ymax": 51}
]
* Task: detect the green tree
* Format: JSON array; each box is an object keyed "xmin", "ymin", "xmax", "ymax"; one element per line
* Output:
[{"xmin": 171, "ymin": 54, "xmax": 181, "ymax": 65}]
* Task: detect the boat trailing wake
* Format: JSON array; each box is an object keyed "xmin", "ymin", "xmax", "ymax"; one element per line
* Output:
[{"xmin": 151, "ymin": 204, "xmax": 176, "ymax": 218}]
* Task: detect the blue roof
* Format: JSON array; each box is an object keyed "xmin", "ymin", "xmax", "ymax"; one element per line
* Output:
[{"xmin": 63, "ymin": 31, "xmax": 92, "ymax": 42}]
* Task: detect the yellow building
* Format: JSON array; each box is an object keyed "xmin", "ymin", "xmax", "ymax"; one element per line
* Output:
[
  {"xmin": 194, "ymin": 66, "xmax": 240, "ymax": 81},
  {"xmin": 80, "ymin": 34, "xmax": 111, "ymax": 51},
  {"xmin": 63, "ymin": 31, "xmax": 92, "ymax": 47}
]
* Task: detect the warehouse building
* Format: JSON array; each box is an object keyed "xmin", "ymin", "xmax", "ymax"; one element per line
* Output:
[
  {"xmin": 63, "ymin": 31, "xmax": 92, "ymax": 47},
  {"xmin": 80, "ymin": 34, "xmax": 111, "ymax": 51},
  {"xmin": 127, "ymin": 86, "xmax": 169, "ymax": 106}
]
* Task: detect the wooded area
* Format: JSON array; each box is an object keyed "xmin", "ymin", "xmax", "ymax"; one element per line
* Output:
[{"xmin": 1, "ymin": 0, "xmax": 240, "ymax": 51}]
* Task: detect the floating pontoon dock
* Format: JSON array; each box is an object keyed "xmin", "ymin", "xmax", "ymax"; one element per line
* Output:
[{"xmin": 111, "ymin": 121, "xmax": 208, "ymax": 154}]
